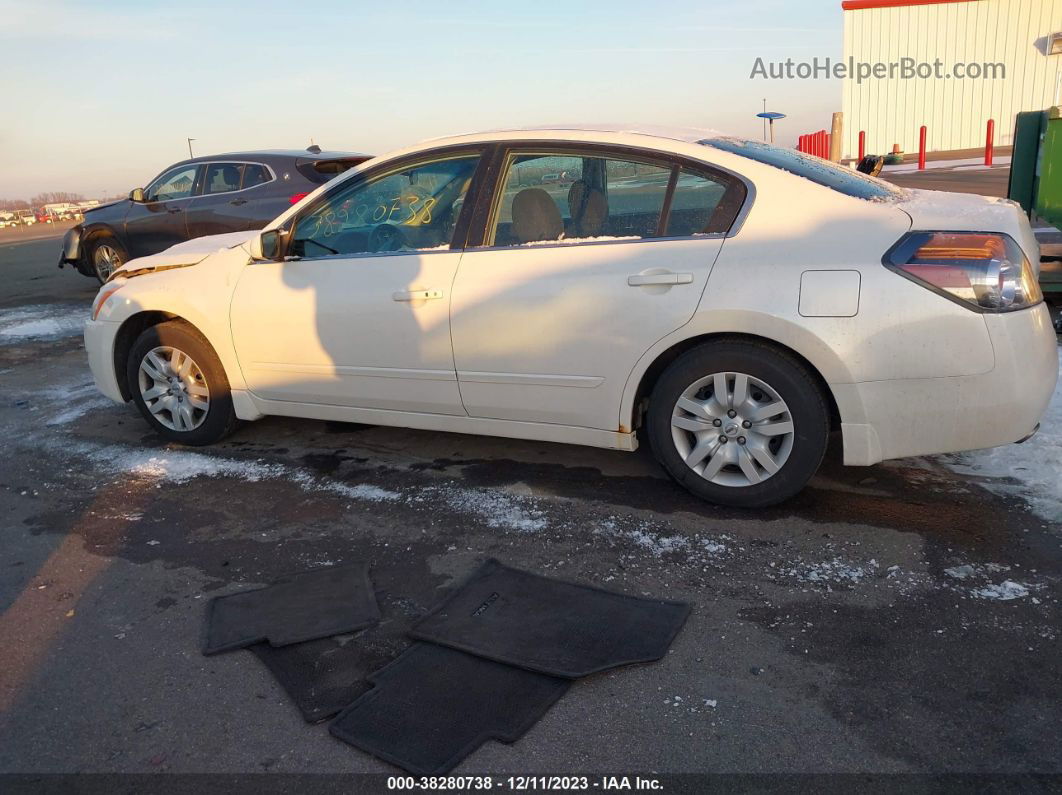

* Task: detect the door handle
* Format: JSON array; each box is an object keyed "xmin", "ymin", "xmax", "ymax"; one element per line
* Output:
[
  {"xmin": 393, "ymin": 288, "xmax": 444, "ymax": 302},
  {"xmin": 167, "ymin": 208, "xmax": 182, "ymax": 214},
  {"xmin": 230, "ymin": 199, "xmax": 248, "ymax": 206},
  {"xmin": 627, "ymin": 272, "xmax": 693, "ymax": 286}
]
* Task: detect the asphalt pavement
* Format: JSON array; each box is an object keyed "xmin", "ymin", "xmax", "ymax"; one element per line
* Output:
[{"xmin": 0, "ymin": 224, "xmax": 1059, "ymax": 786}]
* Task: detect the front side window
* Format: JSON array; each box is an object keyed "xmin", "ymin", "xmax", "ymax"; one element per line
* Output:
[
  {"xmin": 146, "ymin": 165, "xmax": 198, "ymax": 202},
  {"xmin": 290, "ymin": 154, "xmax": 481, "ymax": 259},
  {"xmin": 203, "ymin": 163, "xmax": 243, "ymax": 195},
  {"xmin": 491, "ymin": 153, "xmax": 672, "ymax": 246}
]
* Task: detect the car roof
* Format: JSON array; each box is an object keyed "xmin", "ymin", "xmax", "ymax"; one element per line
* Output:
[
  {"xmin": 422, "ymin": 123, "xmax": 729, "ymax": 146},
  {"xmin": 173, "ymin": 149, "xmax": 371, "ymax": 166}
]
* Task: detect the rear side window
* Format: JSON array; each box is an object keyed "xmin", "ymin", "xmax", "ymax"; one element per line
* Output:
[
  {"xmin": 666, "ymin": 170, "xmax": 733, "ymax": 236},
  {"xmin": 702, "ymin": 137, "xmax": 903, "ymax": 201},
  {"xmin": 203, "ymin": 163, "xmax": 243, "ymax": 195},
  {"xmin": 242, "ymin": 164, "xmax": 270, "ymax": 188},
  {"xmin": 491, "ymin": 153, "xmax": 671, "ymax": 245}
]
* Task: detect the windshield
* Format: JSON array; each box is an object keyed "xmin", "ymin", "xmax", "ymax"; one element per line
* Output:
[{"xmin": 701, "ymin": 137, "xmax": 905, "ymax": 202}]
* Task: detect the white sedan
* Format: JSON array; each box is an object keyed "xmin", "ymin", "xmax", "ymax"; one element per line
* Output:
[{"xmin": 84, "ymin": 126, "xmax": 1058, "ymax": 507}]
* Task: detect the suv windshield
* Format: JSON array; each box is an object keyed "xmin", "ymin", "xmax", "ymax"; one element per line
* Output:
[{"xmin": 701, "ymin": 137, "xmax": 905, "ymax": 202}]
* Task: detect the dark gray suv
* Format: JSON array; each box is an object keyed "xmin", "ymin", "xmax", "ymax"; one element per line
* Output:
[{"xmin": 59, "ymin": 147, "xmax": 371, "ymax": 282}]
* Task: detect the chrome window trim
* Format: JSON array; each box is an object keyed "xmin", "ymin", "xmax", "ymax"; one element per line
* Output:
[{"xmin": 197, "ymin": 160, "xmax": 278, "ymax": 197}]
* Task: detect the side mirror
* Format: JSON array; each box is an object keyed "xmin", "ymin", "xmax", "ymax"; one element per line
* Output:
[
  {"xmin": 129, "ymin": 188, "xmax": 145, "ymax": 202},
  {"xmin": 255, "ymin": 229, "xmax": 283, "ymax": 261}
]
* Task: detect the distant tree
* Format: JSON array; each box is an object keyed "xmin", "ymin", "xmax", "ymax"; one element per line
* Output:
[{"xmin": 31, "ymin": 191, "xmax": 86, "ymax": 205}]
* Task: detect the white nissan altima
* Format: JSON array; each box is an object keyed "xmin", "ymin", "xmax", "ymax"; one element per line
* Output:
[{"xmin": 84, "ymin": 126, "xmax": 1058, "ymax": 507}]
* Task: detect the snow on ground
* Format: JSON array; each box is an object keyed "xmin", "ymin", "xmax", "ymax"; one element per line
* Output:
[
  {"xmin": 943, "ymin": 347, "xmax": 1062, "ymax": 523},
  {"xmin": 0, "ymin": 303, "xmax": 85, "ymax": 341}
]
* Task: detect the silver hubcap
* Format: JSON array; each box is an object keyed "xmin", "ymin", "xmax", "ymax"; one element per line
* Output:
[
  {"xmin": 138, "ymin": 346, "xmax": 210, "ymax": 432},
  {"xmin": 93, "ymin": 244, "xmax": 120, "ymax": 279},
  {"xmin": 671, "ymin": 371, "xmax": 795, "ymax": 487}
]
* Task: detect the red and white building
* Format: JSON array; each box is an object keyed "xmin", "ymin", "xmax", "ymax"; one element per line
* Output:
[{"xmin": 841, "ymin": 0, "xmax": 1062, "ymax": 158}]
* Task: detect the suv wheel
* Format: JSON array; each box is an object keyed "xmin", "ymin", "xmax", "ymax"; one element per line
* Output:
[
  {"xmin": 127, "ymin": 321, "xmax": 238, "ymax": 445},
  {"xmin": 87, "ymin": 236, "xmax": 127, "ymax": 283},
  {"xmin": 647, "ymin": 340, "xmax": 830, "ymax": 508}
]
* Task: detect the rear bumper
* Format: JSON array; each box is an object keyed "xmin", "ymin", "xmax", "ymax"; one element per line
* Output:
[
  {"xmin": 84, "ymin": 318, "xmax": 125, "ymax": 404},
  {"xmin": 837, "ymin": 302, "xmax": 1058, "ymax": 465}
]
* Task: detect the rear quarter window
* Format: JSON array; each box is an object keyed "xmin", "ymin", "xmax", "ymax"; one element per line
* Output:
[{"xmin": 702, "ymin": 137, "xmax": 905, "ymax": 202}]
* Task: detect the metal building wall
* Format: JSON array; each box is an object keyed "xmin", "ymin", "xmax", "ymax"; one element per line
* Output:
[{"xmin": 841, "ymin": 0, "xmax": 1062, "ymax": 159}]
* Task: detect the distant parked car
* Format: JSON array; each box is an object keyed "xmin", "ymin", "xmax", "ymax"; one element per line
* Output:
[
  {"xmin": 16, "ymin": 209, "xmax": 36, "ymax": 226},
  {"xmin": 59, "ymin": 147, "xmax": 371, "ymax": 283},
  {"xmin": 0, "ymin": 211, "xmax": 17, "ymax": 228}
]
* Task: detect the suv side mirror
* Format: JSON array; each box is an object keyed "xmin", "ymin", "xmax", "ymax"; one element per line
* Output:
[{"xmin": 129, "ymin": 188, "xmax": 145, "ymax": 202}]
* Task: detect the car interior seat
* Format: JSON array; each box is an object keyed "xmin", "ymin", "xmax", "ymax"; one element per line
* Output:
[
  {"xmin": 511, "ymin": 188, "xmax": 564, "ymax": 244},
  {"xmin": 220, "ymin": 165, "xmax": 242, "ymax": 192},
  {"xmin": 567, "ymin": 180, "xmax": 608, "ymax": 238}
]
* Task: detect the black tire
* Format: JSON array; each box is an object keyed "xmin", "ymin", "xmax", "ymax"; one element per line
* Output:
[
  {"xmin": 127, "ymin": 320, "xmax": 238, "ymax": 446},
  {"xmin": 646, "ymin": 339, "xmax": 830, "ymax": 508},
  {"xmin": 84, "ymin": 235, "xmax": 128, "ymax": 284}
]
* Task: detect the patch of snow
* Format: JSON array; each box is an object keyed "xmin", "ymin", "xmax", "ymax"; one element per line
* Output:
[
  {"xmin": 436, "ymin": 486, "xmax": 547, "ymax": 532},
  {"xmin": 944, "ymin": 564, "xmax": 975, "ymax": 580},
  {"xmin": 972, "ymin": 581, "xmax": 1031, "ymax": 601},
  {"xmin": 943, "ymin": 348, "xmax": 1061, "ymax": 523},
  {"xmin": 785, "ymin": 557, "xmax": 878, "ymax": 585},
  {"xmin": 0, "ymin": 304, "xmax": 84, "ymax": 341}
]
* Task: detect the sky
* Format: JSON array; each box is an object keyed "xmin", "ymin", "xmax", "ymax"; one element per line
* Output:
[{"xmin": 0, "ymin": 0, "xmax": 843, "ymax": 200}]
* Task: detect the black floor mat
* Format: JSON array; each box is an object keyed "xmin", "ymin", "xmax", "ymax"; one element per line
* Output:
[
  {"xmin": 409, "ymin": 559, "xmax": 691, "ymax": 678},
  {"xmin": 330, "ymin": 643, "xmax": 570, "ymax": 775},
  {"xmin": 250, "ymin": 620, "xmax": 412, "ymax": 723},
  {"xmin": 203, "ymin": 563, "xmax": 380, "ymax": 655}
]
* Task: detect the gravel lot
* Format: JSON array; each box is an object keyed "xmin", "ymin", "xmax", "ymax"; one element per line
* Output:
[{"xmin": 0, "ymin": 231, "xmax": 1059, "ymax": 784}]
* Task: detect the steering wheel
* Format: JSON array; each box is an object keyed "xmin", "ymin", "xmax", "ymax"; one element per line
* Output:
[{"xmin": 368, "ymin": 223, "xmax": 404, "ymax": 253}]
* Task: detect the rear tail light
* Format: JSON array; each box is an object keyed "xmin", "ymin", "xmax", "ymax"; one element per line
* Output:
[
  {"xmin": 289, "ymin": 192, "xmax": 309, "ymax": 204},
  {"xmin": 885, "ymin": 232, "xmax": 1042, "ymax": 312}
]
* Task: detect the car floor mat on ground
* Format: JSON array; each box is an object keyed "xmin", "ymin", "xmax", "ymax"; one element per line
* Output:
[
  {"xmin": 202, "ymin": 563, "xmax": 380, "ymax": 655},
  {"xmin": 409, "ymin": 558, "xmax": 692, "ymax": 678},
  {"xmin": 249, "ymin": 619, "xmax": 412, "ymax": 723},
  {"xmin": 329, "ymin": 643, "xmax": 570, "ymax": 775}
]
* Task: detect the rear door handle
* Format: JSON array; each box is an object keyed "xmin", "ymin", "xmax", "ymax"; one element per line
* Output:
[
  {"xmin": 230, "ymin": 198, "xmax": 248, "ymax": 206},
  {"xmin": 167, "ymin": 208, "xmax": 182, "ymax": 214},
  {"xmin": 627, "ymin": 272, "xmax": 693, "ymax": 286},
  {"xmin": 393, "ymin": 288, "xmax": 444, "ymax": 301}
]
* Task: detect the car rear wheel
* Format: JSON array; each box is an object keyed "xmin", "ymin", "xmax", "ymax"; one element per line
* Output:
[
  {"xmin": 87, "ymin": 236, "xmax": 127, "ymax": 284},
  {"xmin": 127, "ymin": 321, "xmax": 238, "ymax": 445},
  {"xmin": 647, "ymin": 340, "xmax": 829, "ymax": 508}
]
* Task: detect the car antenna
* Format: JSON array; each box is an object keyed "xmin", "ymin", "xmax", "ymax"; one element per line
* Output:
[{"xmin": 306, "ymin": 141, "xmax": 321, "ymax": 154}]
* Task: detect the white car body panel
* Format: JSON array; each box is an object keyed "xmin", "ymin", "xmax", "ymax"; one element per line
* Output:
[
  {"xmin": 451, "ymin": 237, "xmax": 724, "ymax": 429},
  {"xmin": 84, "ymin": 127, "xmax": 1058, "ymax": 470},
  {"xmin": 230, "ymin": 251, "xmax": 465, "ymax": 414}
]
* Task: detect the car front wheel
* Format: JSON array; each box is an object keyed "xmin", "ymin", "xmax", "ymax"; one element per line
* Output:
[
  {"xmin": 647, "ymin": 340, "xmax": 829, "ymax": 508},
  {"xmin": 86, "ymin": 236, "xmax": 127, "ymax": 283},
  {"xmin": 127, "ymin": 321, "xmax": 238, "ymax": 445}
]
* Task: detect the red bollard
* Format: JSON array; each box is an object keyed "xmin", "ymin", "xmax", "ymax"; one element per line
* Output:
[
  {"xmin": 918, "ymin": 125, "xmax": 927, "ymax": 170},
  {"xmin": 858, "ymin": 130, "xmax": 866, "ymax": 160},
  {"xmin": 985, "ymin": 119, "xmax": 995, "ymax": 166}
]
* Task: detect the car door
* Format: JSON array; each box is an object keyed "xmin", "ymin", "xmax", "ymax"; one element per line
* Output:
[
  {"xmin": 124, "ymin": 164, "xmax": 200, "ymax": 257},
  {"xmin": 186, "ymin": 162, "xmax": 275, "ymax": 238},
  {"xmin": 229, "ymin": 149, "xmax": 486, "ymax": 414},
  {"xmin": 449, "ymin": 145, "xmax": 747, "ymax": 430}
]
